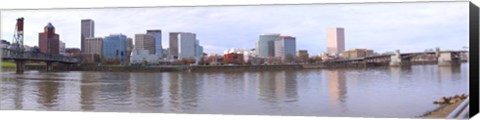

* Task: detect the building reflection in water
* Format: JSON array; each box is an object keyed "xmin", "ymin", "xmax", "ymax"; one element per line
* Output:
[
  {"xmin": 181, "ymin": 73, "xmax": 201, "ymax": 111},
  {"xmin": 168, "ymin": 72, "xmax": 201, "ymax": 112},
  {"xmin": 14, "ymin": 78, "xmax": 25, "ymax": 109},
  {"xmin": 256, "ymin": 70, "xmax": 298, "ymax": 106},
  {"xmin": 111, "ymin": 73, "xmax": 133, "ymax": 108},
  {"xmin": 129, "ymin": 72, "xmax": 163, "ymax": 112},
  {"xmin": 389, "ymin": 66, "xmax": 412, "ymax": 84},
  {"xmin": 0, "ymin": 75, "xmax": 26, "ymax": 109},
  {"xmin": 168, "ymin": 73, "xmax": 181, "ymax": 111},
  {"xmin": 36, "ymin": 75, "xmax": 61, "ymax": 110},
  {"xmin": 87, "ymin": 72, "xmax": 132, "ymax": 111},
  {"xmin": 243, "ymin": 72, "xmax": 251, "ymax": 96},
  {"xmin": 62, "ymin": 72, "xmax": 81, "ymax": 111},
  {"xmin": 438, "ymin": 65, "xmax": 461, "ymax": 82},
  {"xmin": 327, "ymin": 70, "xmax": 347, "ymax": 107},
  {"xmin": 80, "ymin": 72, "xmax": 100, "ymax": 111}
]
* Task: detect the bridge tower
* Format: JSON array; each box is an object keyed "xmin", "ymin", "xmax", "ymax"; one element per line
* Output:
[
  {"xmin": 13, "ymin": 18, "xmax": 26, "ymax": 74},
  {"xmin": 13, "ymin": 17, "xmax": 24, "ymax": 52},
  {"xmin": 389, "ymin": 50, "xmax": 402, "ymax": 67},
  {"xmin": 435, "ymin": 47, "xmax": 440, "ymax": 58},
  {"xmin": 434, "ymin": 48, "xmax": 461, "ymax": 67},
  {"xmin": 438, "ymin": 52, "xmax": 461, "ymax": 67}
]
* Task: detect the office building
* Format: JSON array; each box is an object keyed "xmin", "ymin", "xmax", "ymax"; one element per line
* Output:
[
  {"xmin": 60, "ymin": 41, "xmax": 66, "ymax": 55},
  {"xmin": 327, "ymin": 28, "xmax": 345, "ymax": 56},
  {"xmin": 178, "ymin": 32, "xmax": 196, "ymax": 59},
  {"xmin": 162, "ymin": 48, "xmax": 168, "ymax": 59},
  {"xmin": 38, "ymin": 22, "xmax": 60, "ymax": 55},
  {"xmin": 223, "ymin": 48, "xmax": 246, "ymax": 65},
  {"xmin": 130, "ymin": 48, "xmax": 158, "ymax": 64},
  {"xmin": 81, "ymin": 19, "xmax": 95, "ymax": 53},
  {"xmin": 126, "ymin": 37, "xmax": 133, "ymax": 63},
  {"xmin": 103, "ymin": 34, "xmax": 128, "ymax": 62},
  {"xmin": 66, "ymin": 48, "xmax": 81, "ymax": 56},
  {"xmin": 169, "ymin": 32, "xmax": 179, "ymax": 59},
  {"xmin": 195, "ymin": 39, "xmax": 204, "ymax": 60},
  {"xmin": 256, "ymin": 34, "xmax": 280, "ymax": 58},
  {"xmin": 274, "ymin": 36, "xmax": 296, "ymax": 62},
  {"xmin": 146, "ymin": 30, "xmax": 162, "ymax": 57},
  {"xmin": 0, "ymin": 39, "xmax": 10, "ymax": 48},
  {"xmin": 84, "ymin": 37, "xmax": 103, "ymax": 55},
  {"xmin": 341, "ymin": 48, "xmax": 374, "ymax": 59},
  {"xmin": 135, "ymin": 34, "xmax": 156, "ymax": 54},
  {"xmin": 297, "ymin": 50, "xmax": 309, "ymax": 63},
  {"xmin": 169, "ymin": 32, "xmax": 199, "ymax": 60},
  {"xmin": 83, "ymin": 37, "xmax": 103, "ymax": 64},
  {"xmin": 82, "ymin": 37, "xmax": 103, "ymax": 64}
]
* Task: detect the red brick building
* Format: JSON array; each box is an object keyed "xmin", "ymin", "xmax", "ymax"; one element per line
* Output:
[
  {"xmin": 66, "ymin": 48, "xmax": 81, "ymax": 56},
  {"xmin": 38, "ymin": 23, "xmax": 60, "ymax": 55},
  {"xmin": 224, "ymin": 53, "xmax": 244, "ymax": 65}
]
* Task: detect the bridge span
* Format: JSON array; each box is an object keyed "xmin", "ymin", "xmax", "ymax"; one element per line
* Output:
[
  {"xmin": 304, "ymin": 50, "xmax": 468, "ymax": 68},
  {"xmin": 1, "ymin": 48, "xmax": 80, "ymax": 74}
]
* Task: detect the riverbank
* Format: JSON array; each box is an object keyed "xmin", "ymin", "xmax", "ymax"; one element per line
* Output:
[
  {"xmin": 1, "ymin": 62, "xmax": 466, "ymax": 73},
  {"xmin": 420, "ymin": 94, "xmax": 468, "ymax": 118},
  {"xmin": 1, "ymin": 60, "xmax": 467, "ymax": 73},
  {"xmin": 75, "ymin": 64, "xmax": 303, "ymax": 72},
  {"xmin": 421, "ymin": 99, "xmax": 464, "ymax": 118}
]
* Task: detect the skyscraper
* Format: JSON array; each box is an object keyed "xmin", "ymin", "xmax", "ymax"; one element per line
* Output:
[
  {"xmin": 38, "ymin": 22, "xmax": 60, "ymax": 55},
  {"xmin": 169, "ymin": 32, "xmax": 201, "ymax": 60},
  {"xmin": 327, "ymin": 27, "xmax": 345, "ymax": 55},
  {"xmin": 60, "ymin": 41, "xmax": 66, "ymax": 55},
  {"xmin": 134, "ymin": 34, "xmax": 155, "ymax": 54},
  {"xmin": 195, "ymin": 39, "xmax": 204, "ymax": 63},
  {"xmin": 274, "ymin": 36, "xmax": 296, "ymax": 62},
  {"xmin": 103, "ymin": 34, "xmax": 127, "ymax": 62},
  {"xmin": 177, "ymin": 32, "xmax": 196, "ymax": 59},
  {"xmin": 84, "ymin": 37, "xmax": 103, "ymax": 63},
  {"xmin": 256, "ymin": 34, "xmax": 280, "ymax": 58},
  {"xmin": 126, "ymin": 38, "xmax": 133, "ymax": 57},
  {"xmin": 84, "ymin": 37, "xmax": 103, "ymax": 56},
  {"xmin": 169, "ymin": 32, "xmax": 179, "ymax": 59},
  {"xmin": 81, "ymin": 19, "xmax": 94, "ymax": 53},
  {"xmin": 146, "ymin": 30, "xmax": 162, "ymax": 57}
]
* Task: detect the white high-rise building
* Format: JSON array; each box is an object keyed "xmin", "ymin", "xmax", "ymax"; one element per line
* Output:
[
  {"xmin": 177, "ymin": 32, "xmax": 196, "ymax": 59},
  {"xmin": 327, "ymin": 27, "xmax": 345, "ymax": 56},
  {"xmin": 169, "ymin": 32, "xmax": 203, "ymax": 61}
]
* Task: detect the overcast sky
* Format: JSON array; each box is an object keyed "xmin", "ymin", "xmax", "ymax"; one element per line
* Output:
[{"xmin": 0, "ymin": 2, "xmax": 469, "ymax": 55}]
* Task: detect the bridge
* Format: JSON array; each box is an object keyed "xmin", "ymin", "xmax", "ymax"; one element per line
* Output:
[
  {"xmin": 1, "ymin": 17, "xmax": 80, "ymax": 74},
  {"xmin": 312, "ymin": 49, "xmax": 468, "ymax": 68},
  {"xmin": 2, "ymin": 48, "xmax": 80, "ymax": 74}
]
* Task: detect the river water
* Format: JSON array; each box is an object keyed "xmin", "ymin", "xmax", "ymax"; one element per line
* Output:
[{"xmin": 0, "ymin": 63, "xmax": 469, "ymax": 118}]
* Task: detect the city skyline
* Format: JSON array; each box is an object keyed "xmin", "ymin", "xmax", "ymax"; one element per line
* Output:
[{"xmin": 0, "ymin": 2, "xmax": 469, "ymax": 55}]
